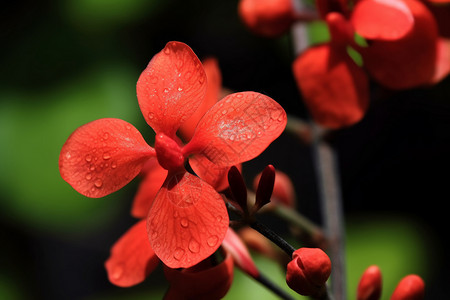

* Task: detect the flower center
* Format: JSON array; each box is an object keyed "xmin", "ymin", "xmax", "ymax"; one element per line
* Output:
[{"xmin": 155, "ymin": 133, "xmax": 185, "ymax": 170}]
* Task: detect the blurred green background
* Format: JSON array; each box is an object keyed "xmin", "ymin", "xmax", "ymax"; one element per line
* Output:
[{"xmin": 1, "ymin": 0, "xmax": 449, "ymax": 299}]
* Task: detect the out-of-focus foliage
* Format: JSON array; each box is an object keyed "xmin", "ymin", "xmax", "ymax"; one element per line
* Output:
[{"xmin": 0, "ymin": 64, "xmax": 142, "ymax": 234}]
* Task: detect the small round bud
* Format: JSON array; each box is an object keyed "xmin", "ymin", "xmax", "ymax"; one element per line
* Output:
[
  {"xmin": 357, "ymin": 265, "xmax": 382, "ymax": 300},
  {"xmin": 390, "ymin": 274, "xmax": 425, "ymax": 300},
  {"xmin": 286, "ymin": 248, "xmax": 331, "ymax": 296}
]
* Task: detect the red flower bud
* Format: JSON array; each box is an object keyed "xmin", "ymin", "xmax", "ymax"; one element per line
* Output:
[
  {"xmin": 286, "ymin": 248, "xmax": 332, "ymax": 296},
  {"xmin": 357, "ymin": 265, "xmax": 382, "ymax": 300},
  {"xmin": 390, "ymin": 274, "xmax": 425, "ymax": 300}
]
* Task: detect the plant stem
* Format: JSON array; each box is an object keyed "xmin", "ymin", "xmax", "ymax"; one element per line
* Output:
[
  {"xmin": 250, "ymin": 220, "xmax": 296, "ymax": 257},
  {"xmin": 254, "ymin": 272, "xmax": 296, "ymax": 300},
  {"xmin": 311, "ymin": 124, "xmax": 347, "ymax": 300},
  {"xmin": 273, "ymin": 204, "xmax": 326, "ymax": 247}
]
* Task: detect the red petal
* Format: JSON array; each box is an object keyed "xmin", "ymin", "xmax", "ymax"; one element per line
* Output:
[
  {"xmin": 178, "ymin": 58, "xmax": 222, "ymax": 142},
  {"xmin": 147, "ymin": 171, "xmax": 229, "ymax": 268},
  {"xmin": 105, "ymin": 220, "xmax": 159, "ymax": 287},
  {"xmin": 131, "ymin": 158, "xmax": 168, "ymax": 218},
  {"xmin": 360, "ymin": 0, "xmax": 439, "ymax": 89},
  {"xmin": 163, "ymin": 251, "xmax": 234, "ymax": 300},
  {"xmin": 189, "ymin": 154, "xmax": 238, "ymax": 191},
  {"xmin": 430, "ymin": 38, "xmax": 450, "ymax": 84},
  {"xmin": 136, "ymin": 41, "xmax": 207, "ymax": 137},
  {"xmin": 238, "ymin": 0, "xmax": 296, "ymax": 37},
  {"xmin": 222, "ymin": 228, "xmax": 259, "ymax": 278},
  {"xmin": 59, "ymin": 118, "xmax": 155, "ymax": 198},
  {"xmin": 292, "ymin": 44, "xmax": 369, "ymax": 129},
  {"xmin": 185, "ymin": 92, "xmax": 287, "ymax": 167},
  {"xmin": 351, "ymin": 0, "xmax": 414, "ymax": 40}
]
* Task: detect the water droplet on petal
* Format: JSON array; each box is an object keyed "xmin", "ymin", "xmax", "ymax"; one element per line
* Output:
[
  {"xmin": 94, "ymin": 179, "xmax": 103, "ymax": 188},
  {"xmin": 85, "ymin": 173, "xmax": 92, "ymax": 181},
  {"xmin": 164, "ymin": 47, "xmax": 171, "ymax": 55},
  {"xmin": 103, "ymin": 153, "xmax": 111, "ymax": 160},
  {"xmin": 111, "ymin": 163, "xmax": 117, "ymax": 169},
  {"xmin": 103, "ymin": 132, "xmax": 109, "ymax": 140},
  {"xmin": 188, "ymin": 239, "xmax": 200, "ymax": 253},
  {"xmin": 178, "ymin": 87, "xmax": 183, "ymax": 92},
  {"xmin": 164, "ymin": 88, "xmax": 170, "ymax": 93},
  {"xmin": 150, "ymin": 75, "xmax": 158, "ymax": 84},
  {"xmin": 173, "ymin": 248, "xmax": 185, "ymax": 260},
  {"xmin": 148, "ymin": 112, "xmax": 154, "ymax": 119},
  {"xmin": 207, "ymin": 235, "xmax": 219, "ymax": 247},
  {"xmin": 180, "ymin": 218, "xmax": 189, "ymax": 228},
  {"xmin": 85, "ymin": 154, "xmax": 92, "ymax": 162},
  {"xmin": 89, "ymin": 165, "xmax": 96, "ymax": 171}
]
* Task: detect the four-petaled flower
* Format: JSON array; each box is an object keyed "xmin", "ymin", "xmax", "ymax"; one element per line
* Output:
[{"xmin": 59, "ymin": 41, "xmax": 287, "ymax": 269}]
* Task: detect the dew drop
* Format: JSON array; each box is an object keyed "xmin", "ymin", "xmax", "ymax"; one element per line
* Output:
[
  {"xmin": 103, "ymin": 153, "xmax": 111, "ymax": 160},
  {"xmin": 94, "ymin": 179, "xmax": 103, "ymax": 188},
  {"xmin": 89, "ymin": 165, "xmax": 96, "ymax": 171},
  {"xmin": 111, "ymin": 163, "xmax": 117, "ymax": 169},
  {"xmin": 173, "ymin": 248, "xmax": 185, "ymax": 260},
  {"xmin": 188, "ymin": 239, "xmax": 200, "ymax": 253},
  {"xmin": 199, "ymin": 76, "xmax": 205, "ymax": 84},
  {"xmin": 236, "ymin": 93, "xmax": 243, "ymax": 98},
  {"xmin": 85, "ymin": 173, "xmax": 92, "ymax": 181},
  {"xmin": 85, "ymin": 154, "xmax": 92, "ymax": 162},
  {"xmin": 103, "ymin": 132, "xmax": 109, "ymax": 140},
  {"xmin": 216, "ymin": 216, "xmax": 223, "ymax": 222},
  {"xmin": 164, "ymin": 88, "xmax": 170, "ymax": 93},
  {"xmin": 229, "ymin": 134, "xmax": 236, "ymax": 141},
  {"xmin": 177, "ymin": 87, "xmax": 183, "ymax": 92},
  {"xmin": 180, "ymin": 218, "xmax": 189, "ymax": 228},
  {"xmin": 111, "ymin": 265, "xmax": 123, "ymax": 280},
  {"xmin": 151, "ymin": 231, "xmax": 158, "ymax": 239},
  {"xmin": 150, "ymin": 75, "xmax": 158, "ymax": 84},
  {"xmin": 164, "ymin": 47, "xmax": 171, "ymax": 55},
  {"xmin": 65, "ymin": 152, "xmax": 71, "ymax": 159},
  {"xmin": 173, "ymin": 211, "xmax": 179, "ymax": 218},
  {"xmin": 207, "ymin": 235, "xmax": 219, "ymax": 247},
  {"xmin": 148, "ymin": 112, "xmax": 154, "ymax": 119}
]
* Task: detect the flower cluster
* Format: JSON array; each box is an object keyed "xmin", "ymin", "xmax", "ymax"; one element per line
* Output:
[{"xmin": 240, "ymin": 0, "xmax": 450, "ymax": 128}]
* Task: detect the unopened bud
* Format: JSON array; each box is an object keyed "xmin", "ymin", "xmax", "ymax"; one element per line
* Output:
[
  {"xmin": 286, "ymin": 248, "xmax": 331, "ymax": 297},
  {"xmin": 390, "ymin": 274, "xmax": 425, "ymax": 300},
  {"xmin": 357, "ymin": 265, "xmax": 382, "ymax": 300}
]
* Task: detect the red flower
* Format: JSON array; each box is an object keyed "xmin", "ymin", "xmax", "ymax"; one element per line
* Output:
[
  {"xmin": 286, "ymin": 247, "xmax": 332, "ymax": 297},
  {"xmin": 357, "ymin": 265, "xmax": 382, "ymax": 300},
  {"xmin": 130, "ymin": 58, "xmax": 233, "ymax": 219},
  {"xmin": 292, "ymin": 12, "xmax": 369, "ymax": 129},
  {"xmin": 59, "ymin": 41, "xmax": 286, "ymax": 269},
  {"xmin": 354, "ymin": 0, "xmax": 441, "ymax": 89}
]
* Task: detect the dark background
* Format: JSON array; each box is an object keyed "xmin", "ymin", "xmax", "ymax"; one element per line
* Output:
[{"xmin": 1, "ymin": 0, "xmax": 449, "ymax": 299}]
